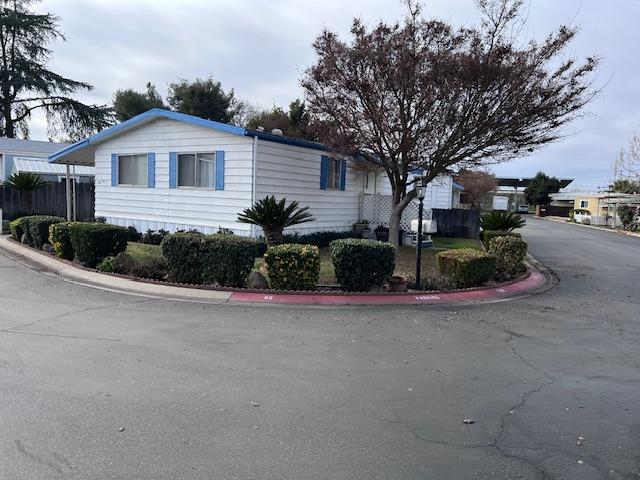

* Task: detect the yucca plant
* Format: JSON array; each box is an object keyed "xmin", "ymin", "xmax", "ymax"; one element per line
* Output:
[
  {"xmin": 238, "ymin": 196, "xmax": 315, "ymax": 246},
  {"xmin": 480, "ymin": 210, "xmax": 526, "ymax": 232},
  {"xmin": 2, "ymin": 172, "xmax": 49, "ymax": 214}
]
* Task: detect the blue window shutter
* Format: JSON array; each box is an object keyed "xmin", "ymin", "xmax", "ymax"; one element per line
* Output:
[
  {"xmin": 215, "ymin": 150, "xmax": 225, "ymax": 190},
  {"xmin": 320, "ymin": 155, "xmax": 329, "ymax": 190},
  {"xmin": 169, "ymin": 152, "xmax": 177, "ymax": 188},
  {"xmin": 339, "ymin": 159, "xmax": 347, "ymax": 191},
  {"xmin": 147, "ymin": 152, "xmax": 156, "ymax": 188},
  {"xmin": 111, "ymin": 154, "xmax": 118, "ymax": 186}
]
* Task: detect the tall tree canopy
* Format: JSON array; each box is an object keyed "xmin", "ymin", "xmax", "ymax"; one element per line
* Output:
[
  {"xmin": 524, "ymin": 172, "xmax": 561, "ymax": 207},
  {"xmin": 167, "ymin": 77, "xmax": 239, "ymax": 123},
  {"xmin": 246, "ymin": 99, "xmax": 314, "ymax": 140},
  {"xmin": 455, "ymin": 169, "xmax": 498, "ymax": 207},
  {"xmin": 611, "ymin": 178, "xmax": 640, "ymax": 194},
  {"xmin": 0, "ymin": 0, "xmax": 113, "ymax": 140},
  {"xmin": 302, "ymin": 0, "xmax": 598, "ymax": 244},
  {"xmin": 113, "ymin": 82, "xmax": 164, "ymax": 122}
]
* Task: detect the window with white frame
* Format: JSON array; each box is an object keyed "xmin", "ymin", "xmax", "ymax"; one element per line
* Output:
[
  {"xmin": 327, "ymin": 158, "xmax": 341, "ymax": 190},
  {"xmin": 118, "ymin": 154, "xmax": 147, "ymax": 186},
  {"xmin": 178, "ymin": 152, "xmax": 215, "ymax": 188},
  {"xmin": 580, "ymin": 200, "xmax": 588, "ymax": 208}
]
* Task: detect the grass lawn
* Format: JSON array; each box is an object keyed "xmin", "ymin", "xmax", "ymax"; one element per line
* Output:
[{"xmin": 126, "ymin": 237, "xmax": 483, "ymax": 286}]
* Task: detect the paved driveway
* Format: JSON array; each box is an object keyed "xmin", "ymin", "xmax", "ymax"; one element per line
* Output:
[{"xmin": 0, "ymin": 218, "xmax": 638, "ymax": 480}]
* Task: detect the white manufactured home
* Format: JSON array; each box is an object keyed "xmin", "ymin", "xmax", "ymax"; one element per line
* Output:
[{"xmin": 49, "ymin": 109, "xmax": 457, "ymax": 235}]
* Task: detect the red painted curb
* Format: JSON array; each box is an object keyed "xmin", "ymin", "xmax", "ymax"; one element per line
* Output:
[{"xmin": 229, "ymin": 270, "xmax": 546, "ymax": 305}]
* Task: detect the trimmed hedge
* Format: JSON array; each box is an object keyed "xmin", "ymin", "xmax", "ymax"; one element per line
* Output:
[
  {"xmin": 264, "ymin": 244, "xmax": 321, "ymax": 290},
  {"xmin": 330, "ymin": 238, "xmax": 395, "ymax": 292},
  {"xmin": 9, "ymin": 217, "xmax": 34, "ymax": 244},
  {"xmin": 28, "ymin": 215, "xmax": 65, "ymax": 249},
  {"xmin": 68, "ymin": 223, "xmax": 129, "ymax": 267},
  {"xmin": 488, "ymin": 236, "xmax": 528, "ymax": 281},
  {"xmin": 49, "ymin": 222, "xmax": 75, "ymax": 260},
  {"xmin": 482, "ymin": 230, "xmax": 522, "ymax": 249},
  {"xmin": 9, "ymin": 218, "xmax": 25, "ymax": 242},
  {"xmin": 161, "ymin": 233, "xmax": 259, "ymax": 287},
  {"xmin": 436, "ymin": 248, "xmax": 496, "ymax": 288}
]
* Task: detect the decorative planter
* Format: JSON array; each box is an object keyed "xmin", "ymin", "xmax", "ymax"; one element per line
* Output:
[
  {"xmin": 375, "ymin": 230, "xmax": 389, "ymax": 242},
  {"xmin": 387, "ymin": 276, "xmax": 409, "ymax": 292},
  {"xmin": 353, "ymin": 222, "xmax": 369, "ymax": 236},
  {"xmin": 362, "ymin": 228, "xmax": 371, "ymax": 239}
]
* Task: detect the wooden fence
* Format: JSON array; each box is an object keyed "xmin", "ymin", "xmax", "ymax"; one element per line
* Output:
[
  {"xmin": 432, "ymin": 208, "xmax": 481, "ymax": 239},
  {"xmin": 0, "ymin": 182, "xmax": 95, "ymax": 221}
]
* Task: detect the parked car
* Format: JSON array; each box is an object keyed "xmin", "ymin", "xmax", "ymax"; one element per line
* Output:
[
  {"xmin": 517, "ymin": 204, "xmax": 529, "ymax": 214},
  {"xmin": 573, "ymin": 209, "xmax": 591, "ymax": 224}
]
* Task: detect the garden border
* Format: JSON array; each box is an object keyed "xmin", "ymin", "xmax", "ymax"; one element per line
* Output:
[{"xmin": 0, "ymin": 235, "xmax": 554, "ymax": 306}]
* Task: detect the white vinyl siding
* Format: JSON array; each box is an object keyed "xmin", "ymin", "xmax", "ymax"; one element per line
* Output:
[
  {"xmin": 178, "ymin": 152, "xmax": 215, "ymax": 188},
  {"xmin": 254, "ymin": 141, "xmax": 361, "ymax": 233},
  {"xmin": 94, "ymin": 118, "xmax": 254, "ymax": 234},
  {"xmin": 118, "ymin": 154, "xmax": 147, "ymax": 186}
]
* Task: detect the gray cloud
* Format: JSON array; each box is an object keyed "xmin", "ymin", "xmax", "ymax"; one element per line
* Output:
[{"xmin": 29, "ymin": 0, "xmax": 640, "ymax": 189}]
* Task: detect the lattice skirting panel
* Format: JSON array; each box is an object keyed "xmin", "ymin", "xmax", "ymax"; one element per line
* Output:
[{"xmin": 360, "ymin": 193, "xmax": 431, "ymax": 230}]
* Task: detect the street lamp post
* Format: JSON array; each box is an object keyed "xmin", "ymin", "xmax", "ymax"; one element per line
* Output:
[{"xmin": 415, "ymin": 179, "xmax": 427, "ymax": 289}]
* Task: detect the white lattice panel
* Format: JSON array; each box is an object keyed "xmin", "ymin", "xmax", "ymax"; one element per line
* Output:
[{"xmin": 360, "ymin": 193, "xmax": 431, "ymax": 230}]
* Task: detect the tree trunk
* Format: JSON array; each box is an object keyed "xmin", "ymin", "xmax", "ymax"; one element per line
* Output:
[
  {"xmin": 535, "ymin": 205, "xmax": 541, "ymax": 217},
  {"xmin": 263, "ymin": 226, "xmax": 283, "ymax": 247},
  {"xmin": 22, "ymin": 191, "xmax": 33, "ymax": 214},
  {"xmin": 388, "ymin": 188, "xmax": 417, "ymax": 247}
]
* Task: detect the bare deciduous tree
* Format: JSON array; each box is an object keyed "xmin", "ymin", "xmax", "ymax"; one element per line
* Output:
[
  {"xmin": 455, "ymin": 169, "xmax": 498, "ymax": 207},
  {"xmin": 302, "ymin": 0, "xmax": 599, "ymax": 245}
]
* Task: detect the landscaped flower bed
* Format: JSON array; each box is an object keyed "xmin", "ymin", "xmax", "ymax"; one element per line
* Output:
[{"xmin": 4, "ymin": 215, "xmax": 530, "ymax": 294}]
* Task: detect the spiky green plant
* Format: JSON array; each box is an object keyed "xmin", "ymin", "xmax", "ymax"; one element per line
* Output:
[
  {"xmin": 237, "ymin": 196, "xmax": 315, "ymax": 246},
  {"xmin": 479, "ymin": 210, "xmax": 526, "ymax": 232},
  {"xmin": 2, "ymin": 172, "xmax": 49, "ymax": 214}
]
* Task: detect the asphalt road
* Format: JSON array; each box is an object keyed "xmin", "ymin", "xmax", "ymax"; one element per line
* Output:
[{"xmin": 0, "ymin": 217, "xmax": 639, "ymax": 480}]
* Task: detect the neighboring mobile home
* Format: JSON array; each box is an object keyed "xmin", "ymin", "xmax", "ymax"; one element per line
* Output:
[
  {"xmin": 49, "ymin": 109, "xmax": 456, "ymax": 235},
  {"xmin": 0, "ymin": 137, "xmax": 94, "ymax": 183}
]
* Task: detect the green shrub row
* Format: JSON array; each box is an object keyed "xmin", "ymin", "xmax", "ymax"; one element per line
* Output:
[
  {"xmin": 68, "ymin": 223, "xmax": 129, "ymax": 267},
  {"xmin": 49, "ymin": 223, "xmax": 75, "ymax": 259},
  {"xmin": 282, "ymin": 230, "xmax": 355, "ymax": 248},
  {"xmin": 9, "ymin": 218, "xmax": 27, "ymax": 242},
  {"xmin": 161, "ymin": 233, "xmax": 259, "ymax": 287},
  {"xmin": 264, "ymin": 244, "xmax": 321, "ymax": 290},
  {"xmin": 482, "ymin": 230, "xmax": 522, "ymax": 249},
  {"xmin": 28, "ymin": 215, "xmax": 65, "ymax": 248},
  {"xmin": 488, "ymin": 236, "xmax": 528, "ymax": 281},
  {"xmin": 436, "ymin": 248, "xmax": 496, "ymax": 288},
  {"xmin": 329, "ymin": 239, "xmax": 395, "ymax": 291}
]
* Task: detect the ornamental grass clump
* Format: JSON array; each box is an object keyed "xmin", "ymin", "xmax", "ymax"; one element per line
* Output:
[
  {"xmin": 487, "ymin": 235, "xmax": 528, "ymax": 281},
  {"xmin": 436, "ymin": 248, "xmax": 496, "ymax": 288},
  {"xmin": 330, "ymin": 238, "xmax": 395, "ymax": 292},
  {"xmin": 264, "ymin": 243, "xmax": 321, "ymax": 291}
]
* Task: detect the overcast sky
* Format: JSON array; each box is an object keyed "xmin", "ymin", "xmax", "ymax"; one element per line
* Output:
[{"xmin": 30, "ymin": 0, "xmax": 640, "ymax": 190}]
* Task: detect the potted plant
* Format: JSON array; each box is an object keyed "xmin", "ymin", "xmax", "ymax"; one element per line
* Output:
[
  {"xmin": 387, "ymin": 275, "xmax": 409, "ymax": 292},
  {"xmin": 352, "ymin": 219, "xmax": 369, "ymax": 236},
  {"xmin": 374, "ymin": 225, "xmax": 389, "ymax": 242}
]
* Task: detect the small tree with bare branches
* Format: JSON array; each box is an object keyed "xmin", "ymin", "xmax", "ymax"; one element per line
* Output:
[{"xmin": 302, "ymin": 0, "xmax": 598, "ymax": 245}]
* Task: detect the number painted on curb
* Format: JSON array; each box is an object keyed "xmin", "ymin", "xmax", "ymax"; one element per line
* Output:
[
  {"xmin": 264, "ymin": 295, "xmax": 273, "ymax": 301},
  {"xmin": 415, "ymin": 295, "xmax": 440, "ymax": 301},
  {"xmin": 496, "ymin": 288, "xmax": 507, "ymax": 293}
]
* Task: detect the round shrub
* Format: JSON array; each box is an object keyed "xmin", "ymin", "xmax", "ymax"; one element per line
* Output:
[
  {"xmin": 68, "ymin": 223, "xmax": 129, "ymax": 267},
  {"xmin": 97, "ymin": 252, "xmax": 168, "ymax": 280},
  {"xmin": 49, "ymin": 222, "xmax": 75, "ymax": 260},
  {"xmin": 330, "ymin": 238, "xmax": 395, "ymax": 292},
  {"xmin": 436, "ymin": 248, "xmax": 496, "ymax": 288},
  {"xmin": 488, "ymin": 235, "xmax": 528, "ymax": 281},
  {"xmin": 264, "ymin": 244, "xmax": 321, "ymax": 290},
  {"xmin": 482, "ymin": 230, "xmax": 522, "ymax": 249},
  {"xmin": 28, "ymin": 215, "xmax": 65, "ymax": 249},
  {"xmin": 9, "ymin": 218, "xmax": 25, "ymax": 241},
  {"xmin": 162, "ymin": 233, "xmax": 259, "ymax": 287}
]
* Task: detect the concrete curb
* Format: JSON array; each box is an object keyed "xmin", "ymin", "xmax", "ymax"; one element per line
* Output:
[
  {"xmin": 540, "ymin": 216, "xmax": 640, "ymax": 238},
  {"xmin": 0, "ymin": 235, "xmax": 552, "ymax": 307}
]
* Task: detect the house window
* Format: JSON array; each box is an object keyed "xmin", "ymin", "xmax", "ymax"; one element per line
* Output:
[
  {"xmin": 580, "ymin": 200, "xmax": 588, "ymax": 208},
  {"xmin": 327, "ymin": 158, "xmax": 341, "ymax": 190},
  {"xmin": 178, "ymin": 152, "xmax": 215, "ymax": 188},
  {"xmin": 118, "ymin": 154, "xmax": 147, "ymax": 186}
]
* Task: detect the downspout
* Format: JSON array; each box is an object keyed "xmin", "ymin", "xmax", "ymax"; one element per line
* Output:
[{"xmin": 251, "ymin": 135, "xmax": 258, "ymax": 237}]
